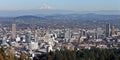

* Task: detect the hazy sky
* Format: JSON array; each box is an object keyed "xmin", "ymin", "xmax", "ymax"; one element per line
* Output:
[{"xmin": 0, "ymin": 0, "xmax": 120, "ymax": 11}]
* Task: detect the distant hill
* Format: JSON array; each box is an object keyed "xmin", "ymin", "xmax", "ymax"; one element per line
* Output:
[
  {"xmin": 0, "ymin": 14, "xmax": 120, "ymax": 23},
  {"xmin": 44, "ymin": 13, "xmax": 120, "ymax": 21},
  {"xmin": 0, "ymin": 9, "xmax": 75, "ymax": 17},
  {"xmin": 0, "ymin": 9, "xmax": 120, "ymax": 17},
  {"xmin": 14, "ymin": 15, "xmax": 46, "ymax": 20},
  {"xmin": 0, "ymin": 15, "xmax": 47, "ymax": 24}
]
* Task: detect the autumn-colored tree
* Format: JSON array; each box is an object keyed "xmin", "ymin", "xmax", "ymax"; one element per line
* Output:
[{"xmin": 0, "ymin": 53, "xmax": 4, "ymax": 60}]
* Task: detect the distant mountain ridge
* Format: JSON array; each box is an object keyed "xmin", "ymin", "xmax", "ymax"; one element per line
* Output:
[
  {"xmin": 0, "ymin": 13, "xmax": 120, "ymax": 22},
  {"xmin": 0, "ymin": 9, "xmax": 120, "ymax": 17}
]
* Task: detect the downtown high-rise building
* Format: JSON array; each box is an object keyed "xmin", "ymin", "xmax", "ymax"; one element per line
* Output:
[
  {"xmin": 25, "ymin": 32, "xmax": 31, "ymax": 43},
  {"xmin": 105, "ymin": 24, "xmax": 111, "ymax": 37},
  {"xmin": 65, "ymin": 29, "xmax": 71, "ymax": 42},
  {"xmin": 12, "ymin": 23, "xmax": 16, "ymax": 39},
  {"xmin": 82, "ymin": 29, "xmax": 87, "ymax": 37},
  {"xmin": 111, "ymin": 25, "xmax": 116, "ymax": 36},
  {"xmin": 96, "ymin": 28, "xmax": 103, "ymax": 39}
]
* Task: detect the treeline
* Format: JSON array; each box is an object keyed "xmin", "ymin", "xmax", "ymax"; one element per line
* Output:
[
  {"xmin": 0, "ymin": 47, "xmax": 31, "ymax": 60},
  {"xmin": 34, "ymin": 48, "xmax": 120, "ymax": 60},
  {"xmin": 1, "ymin": 46, "xmax": 120, "ymax": 60}
]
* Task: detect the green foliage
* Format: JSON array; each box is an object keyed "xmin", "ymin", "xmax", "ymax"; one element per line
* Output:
[
  {"xmin": 0, "ymin": 46, "xmax": 120, "ymax": 60},
  {"xmin": 46, "ymin": 48, "xmax": 120, "ymax": 60}
]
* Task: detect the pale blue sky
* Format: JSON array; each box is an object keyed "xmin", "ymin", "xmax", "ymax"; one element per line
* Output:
[{"xmin": 0, "ymin": 0, "xmax": 120, "ymax": 11}]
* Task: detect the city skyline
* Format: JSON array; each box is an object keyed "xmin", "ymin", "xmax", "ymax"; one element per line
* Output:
[
  {"xmin": 0, "ymin": 0, "xmax": 120, "ymax": 60},
  {"xmin": 0, "ymin": 0, "xmax": 120, "ymax": 11}
]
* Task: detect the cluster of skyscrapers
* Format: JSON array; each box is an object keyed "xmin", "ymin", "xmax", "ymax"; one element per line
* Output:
[{"xmin": 0, "ymin": 23, "xmax": 120, "ymax": 59}]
